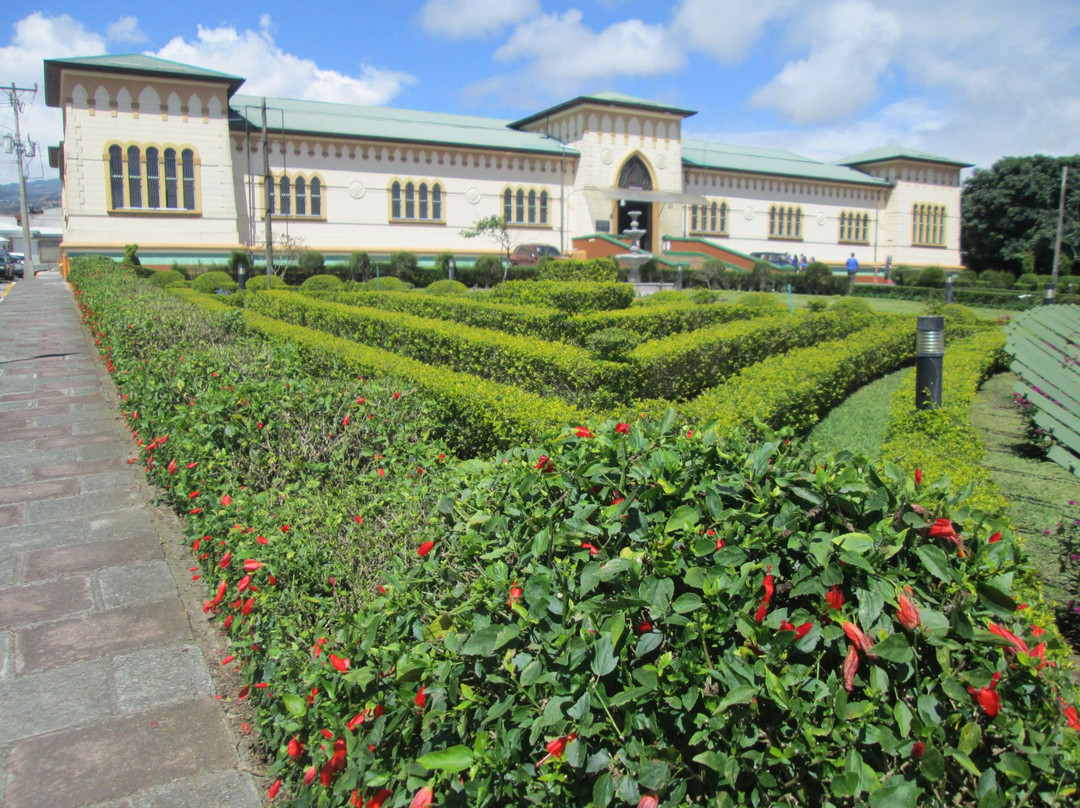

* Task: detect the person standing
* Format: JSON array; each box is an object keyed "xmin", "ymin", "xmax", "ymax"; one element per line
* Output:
[{"xmin": 846, "ymin": 252, "xmax": 859, "ymax": 291}]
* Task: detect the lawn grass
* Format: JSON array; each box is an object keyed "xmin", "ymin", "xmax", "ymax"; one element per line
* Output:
[{"xmin": 806, "ymin": 368, "xmax": 910, "ymax": 462}]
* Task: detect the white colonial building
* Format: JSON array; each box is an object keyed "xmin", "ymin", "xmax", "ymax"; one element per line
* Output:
[{"xmin": 44, "ymin": 54, "xmax": 969, "ymax": 270}]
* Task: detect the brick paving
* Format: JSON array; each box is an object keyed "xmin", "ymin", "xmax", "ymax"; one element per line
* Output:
[{"xmin": 0, "ymin": 274, "xmax": 260, "ymax": 808}]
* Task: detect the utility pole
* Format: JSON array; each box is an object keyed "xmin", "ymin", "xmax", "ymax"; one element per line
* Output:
[
  {"xmin": 1050, "ymin": 166, "xmax": 1068, "ymax": 290},
  {"xmin": 261, "ymin": 97, "xmax": 273, "ymax": 284},
  {"xmin": 4, "ymin": 83, "xmax": 38, "ymax": 281}
]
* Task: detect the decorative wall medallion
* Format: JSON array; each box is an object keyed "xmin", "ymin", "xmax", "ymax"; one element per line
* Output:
[
  {"xmin": 743, "ymin": 205, "xmax": 755, "ymax": 221},
  {"xmin": 348, "ymin": 181, "xmax": 366, "ymax": 199},
  {"xmin": 465, "ymin": 186, "xmax": 481, "ymax": 205},
  {"xmin": 600, "ymin": 148, "xmax": 614, "ymax": 165},
  {"xmin": 655, "ymin": 153, "xmax": 667, "ymax": 170},
  {"xmin": 816, "ymin": 211, "xmax": 826, "ymax": 226}
]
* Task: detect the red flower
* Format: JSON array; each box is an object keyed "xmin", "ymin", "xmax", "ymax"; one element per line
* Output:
[
  {"xmin": 415, "ymin": 686, "xmax": 428, "ymax": 710},
  {"xmin": 220, "ymin": 553, "xmax": 232, "ymax": 569},
  {"xmin": 167, "ymin": 458, "xmax": 177, "ymax": 475},
  {"xmin": 581, "ymin": 542, "xmax": 599, "ymax": 556},
  {"xmin": 1063, "ymin": 702, "xmax": 1080, "ymax": 731},
  {"xmin": 912, "ymin": 742, "xmax": 925, "ymax": 759},
  {"xmin": 329, "ymin": 654, "xmax": 350, "ymax": 672},
  {"xmin": 754, "ymin": 566, "xmax": 774, "ymax": 625},
  {"xmin": 393, "ymin": 392, "xmax": 401, "ymax": 399},
  {"xmin": 537, "ymin": 732, "xmax": 577, "ymax": 766},
  {"xmin": 779, "ymin": 620, "xmax": 813, "ymax": 639},
  {"xmin": 842, "ymin": 621, "xmax": 879, "ymax": 658},
  {"xmin": 243, "ymin": 559, "xmax": 263, "ymax": 572},
  {"xmin": 615, "ymin": 422, "xmax": 630, "ymax": 435},
  {"xmin": 188, "ymin": 490, "xmax": 199, "ymax": 499},
  {"xmin": 354, "ymin": 515, "xmax": 363, "ymax": 524},
  {"xmin": 897, "ymin": 588, "xmax": 921, "ymax": 631},
  {"xmin": 281, "ymin": 524, "xmax": 290, "ymax": 532},
  {"xmin": 409, "ymin": 786, "xmax": 434, "ymax": 808},
  {"xmin": 378, "ymin": 468, "xmax": 386, "ymax": 477},
  {"xmin": 987, "ymin": 622, "xmax": 1029, "ymax": 657},
  {"xmin": 843, "ymin": 643, "xmax": 859, "ymax": 692},
  {"xmin": 988, "ymin": 531, "xmax": 1002, "ymax": 543},
  {"xmin": 287, "ymin": 737, "xmax": 303, "ymax": 759},
  {"xmin": 221, "ymin": 494, "xmax": 232, "ymax": 507},
  {"xmin": 307, "ymin": 687, "xmax": 318, "ymax": 705},
  {"xmin": 638, "ymin": 797, "xmax": 659, "ymax": 808},
  {"xmin": 927, "ymin": 517, "xmax": 966, "ymax": 557},
  {"xmin": 574, "ymin": 426, "xmax": 594, "ymax": 439},
  {"xmin": 826, "ymin": 585, "xmax": 844, "ymax": 611},
  {"xmin": 508, "ymin": 584, "xmax": 523, "ymax": 608},
  {"xmin": 914, "ymin": 467, "xmax": 922, "ymax": 486},
  {"xmin": 237, "ymin": 575, "xmax": 251, "ymax": 592},
  {"xmin": 417, "ymin": 540, "xmax": 435, "ymax": 556},
  {"xmin": 303, "ymin": 766, "xmax": 316, "ymax": 785},
  {"xmin": 638, "ymin": 621, "xmax": 652, "ymax": 633},
  {"xmin": 534, "ymin": 455, "xmax": 554, "ymax": 473},
  {"xmin": 971, "ymin": 684, "xmax": 1002, "ymax": 717},
  {"xmin": 241, "ymin": 597, "xmax": 254, "ymax": 615},
  {"xmin": 268, "ymin": 780, "xmax": 282, "ymax": 799},
  {"xmin": 366, "ymin": 788, "xmax": 393, "ymax": 808},
  {"xmin": 342, "ymin": 415, "xmax": 350, "ymax": 426},
  {"xmin": 221, "ymin": 655, "xmax": 235, "ymax": 665}
]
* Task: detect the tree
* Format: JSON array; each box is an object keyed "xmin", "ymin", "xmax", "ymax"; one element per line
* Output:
[
  {"xmin": 961, "ymin": 154, "xmax": 1080, "ymax": 273},
  {"xmin": 462, "ymin": 215, "xmax": 517, "ymax": 283}
]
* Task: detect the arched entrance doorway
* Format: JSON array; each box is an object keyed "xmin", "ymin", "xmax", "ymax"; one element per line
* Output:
[{"xmin": 615, "ymin": 154, "xmax": 654, "ymax": 252}]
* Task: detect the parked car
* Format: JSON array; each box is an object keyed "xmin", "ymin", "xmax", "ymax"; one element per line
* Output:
[
  {"xmin": 10, "ymin": 253, "xmax": 24, "ymax": 279},
  {"xmin": 510, "ymin": 243, "xmax": 563, "ymax": 266},
  {"xmin": 0, "ymin": 252, "xmax": 14, "ymax": 281},
  {"xmin": 749, "ymin": 251, "xmax": 796, "ymax": 268}
]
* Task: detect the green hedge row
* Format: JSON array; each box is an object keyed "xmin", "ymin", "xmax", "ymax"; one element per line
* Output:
[
  {"xmin": 489, "ymin": 280, "xmax": 635, "ymax": 312},
  {"xmin": 880, "ymin": 329, "xmax": 1009, "ymax": 517},
  {"xmin": 243, "ymin": 291, "xmax": 634, "ymax": 407},
  {"xmin": 629, "ymin": 303, "xmax": 880, "ymax": 401},
  {"xmin": 173, "ymin": 289, "xmax": 583, "ymax": 455},
  {"xmin": 682, "ymin": 317, "xmax": 917, "ymax": 437},
  {"xmin": 537, "ymin": 257, "xmax": 618, "ymax": 282},
  {"xmin": 852, "ymin": 284, "xmax": 1080, "ymax": 310}
]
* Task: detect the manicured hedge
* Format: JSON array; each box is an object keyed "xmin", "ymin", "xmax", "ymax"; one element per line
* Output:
[
  {"xmin": 629, "ymin": 306, "xmax": 879, "ymax": 401},
  {"xmin": 537, "ymin": 257, "xmax": 618, "ymax": 282},
  {"xmin": 853, "ymin": 285, "xmax": 1080, "ymax": 310},
  {"xmin": 245, "ymin": 291, "xmax": 636, "ymax": 407},
  {"xmin": 490, "ymin": 280, "xmax": 635, "ymax": 312},
  {"xmin": 682, "ymin": 317, "xmax": 918, "ymax": 437}
]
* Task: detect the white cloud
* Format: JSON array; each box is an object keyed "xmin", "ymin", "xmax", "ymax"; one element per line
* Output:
[
  {"xmin": 670, "ymin": 0, "xmax": 796, "ymax": 64},
  {"xmin": 420, "ymin": 0, "xmax": 541, "ymax": 39},
  {"xmin": 153, "ymin": 20, "xmax": 415, "ymax": 107},
  {"xmin": 750, "ymin": 0, "xmax": 901, "ymax": 124},
  {"xmin": 492, "ymin": 10, "xmax": 683, "ymax": 87},
  {"xmin": 106, "ymin": 16, "xmax": 147, "ymax": 44}
]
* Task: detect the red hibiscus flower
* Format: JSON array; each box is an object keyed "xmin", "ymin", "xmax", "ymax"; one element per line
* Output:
[
  {"xmin": 415, "ymin": 686, "xmax": 427, "ymax": 710},
  {"xmin": 417, "ymin": 540, "xmax": 435, "ymax": 557},
  {"xmin": 574, "ymin": 426, "xmax": 594, "ymax": 439},
  {"xmin": 842, "ymin": 621, "xmax": 879, "ymax": 659},
  {"xmin": 926, "ymin": 517, "xmax": 967, "ymax": 557},
  {"xmin": 615, "ymin": 422, "xmax": 630, "ymax": 435},
  {"xmin": 167, "ymin": 458, "xmax": 177, "ymax": 475},
  {"xmin": 638, "ymin": 797, "xmax": 659, "ymax": 808},
  {"xmin": 988, "ymin": 531, "xmax": 1002, "ymax": 543},
  {"xmin": 897, "ymin": 587, "xmax": 921, "ymax": 631},
  {"xmin": 287, "ymin": 737, "xmax": 303, "ymax": 759},
  {"xmin": 537, "ymin": 732, "xmax": 577, "ymax": 766},
  {"xmin": 843, "ymin": 644, "xmax": 859, "ymax": 692},
  {"xmin": 409, "ymin": 786, "xmax": 434, "ymax": 808},
  {"xmin": 912, "ymin": 742, "xmax": 925, "ymax": 759},
  {"xmin": 914, "ymin": 467, "xmax": 922, "ymax": 486},
  {"xmin": 534, "ymin": 455, "xmax": 554, "ymax": 473},
  {"xmin": 779, "ymin": 620, "xmax": 813, "ymax": 639},
  {"xmin": 268, "ymin": 780, "xmax": 282, "ymax": 799},
  {"xmin": 508, "ymin": 584, "xmax": 523, "ymax": 609},
  {"xmin": 366, "ymin": 788, "xmax": 393, "ymax": 808},
  {"xmin": 329, "ymin": 654, "xmax": 350, "ymax": 672},
  {"xmin": 221, "ymin": 494, "xmax": 232, "ymax": 507},
  {"xmin": 243, "ymin": 559, "xmax": 263, "ymax": 572},
  {"xmin": 826, "ymin": 585, "xmax": 844, "ymax": 611},
  {"xmin": 987, "ymin": 622, "xmax": 1029, "ymax": 657},
  {"xmin": 754, "ymin": 566, "xmax": 774, "ymax": 625}
]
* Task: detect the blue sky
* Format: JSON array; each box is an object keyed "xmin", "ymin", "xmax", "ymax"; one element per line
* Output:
[{"xmin": 2, "ymin": 0, "xmax": 1079, "ymax": 185}]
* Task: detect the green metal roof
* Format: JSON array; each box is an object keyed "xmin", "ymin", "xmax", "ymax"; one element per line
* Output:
[
  {"xmin": 229, "ymin": 94, "xmax": 579, "ymax": 156},
  {"xmin": 44, "ymin": 54, "xmax": 245, "ymax": 107},
  {"xmin": 836, "ymin": 145, "xmax": 972, "ymax": 168},
  {"xmin": 681, "ymin": 139, "xmax": 892, "ymax": 187},
  {"xmin": 510, "ymin": 92, "xmax": 696, "ymax": 130}
]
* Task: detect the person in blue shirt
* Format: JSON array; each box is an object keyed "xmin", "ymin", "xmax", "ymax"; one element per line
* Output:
[{"xmin": 846, "ymin": 252, "xmax": 859, "ymax": 290}]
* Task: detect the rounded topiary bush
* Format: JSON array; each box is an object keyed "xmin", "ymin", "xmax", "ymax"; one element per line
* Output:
[
  {"xmin": 425, "ymin": 279, "xmax": 468, "ymax": 296},
  {"xmin": 979, "ymin": 270, "xmax": 1015, "ymax": 289},
  {"xmin": 584, "ymin": 327, "xmax": 641, "ymax": 361},
  {"xmin": 300, "ymin": 274, "xmax": 344, "ymax": 292},
  {"xmin": 952, "ymin": 270, "xmax": 979, "ymax": 287},
  {"xmin": 257, "ymin": 420, "xmax": 1080, "ymax": 807},
  {"xmin": 1016, "ymin": 273, "xmax": 1039, "ymax": 291},
  {"xmin": 192, "ymin": 270, "xmax": 236, "ymax": 294},
  {"xmin": 360, "ymin": 276, "xmax": 412, "ymax": 292},
  {"xmin": 829, "ymin": 297, "xmax": 873, "ymax": 317},
  {"xmin": 734, "ymin": 291, "xmax": 785, "ymax": 315},
  {"xmin": 244, "ymin": 274, "xmax": 288, "ymax": 291},
  {"xmin": 147, "ymin": 269, "xmax": 185, "ymax": 288},
  {"xmin": 916, "ymin": 266, "xmax": 947, "ymax": 288}
]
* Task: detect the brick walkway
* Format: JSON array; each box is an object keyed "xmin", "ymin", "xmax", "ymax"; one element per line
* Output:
[{"xmin": 0, "ymin": 274, "xmax": 260, "ymax": 808}]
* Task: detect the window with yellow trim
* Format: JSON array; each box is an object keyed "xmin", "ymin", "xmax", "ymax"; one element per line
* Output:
[
  {"xmin": 106, "ymin": 142, "xmax": 198, "ymax": 212},
  {"xmin": 502, "ymin": 185, "xmax": 549, "ymax": 226},
  {"xmin": 690, "ymin": 201, "xmax": 727, "ymax": 236},
  {"xmin": 838, "ymin": 210, "xmax": 870, "ymax": 243},
  {"xmin": 912, "ymin": 203, "xmax": 947, "ymax": 246},
  {"xmin": 389, "ymin": 178, "xmax": 444, "ymax": 223},
  {"xmin": 266, "ymin": 172, "xmax": 324, "ymax": 218},
  {"xmin": 769, "ymin": 204, "xmax": 802, "ymax": 239}
]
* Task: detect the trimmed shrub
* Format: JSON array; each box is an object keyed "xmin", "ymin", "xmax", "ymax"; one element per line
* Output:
[
  {"xmin": 359, "ymin": 276, "xmax": 412, "ymax": 292},
  {"xmin": 458, "ymin": 255, "xmax": 504, "ymax": 288},
  {"xmin": 192, "ymin": 270, "xmax": 237, "ymax": 294},
  {"xmin": 564, "ymin": 298, "xmax": 779, "ymax": 345},
  {"xmin": 583, "ymin": 327, "xmax": 640, "ymax": 361},
  {"xmin": 299, "ymin": 274, "xmax": 343, "ymax": 292},
  {"xmin": 425, "ymin": 279, "xmax": 468, "ymax": 296},
  {"xmin": 244, "ymin": 274, "xmax": 288, "ymax": 291},
  {"xmin": 1016, "ymin": 273, "xmax": 1039, "ymax": 291},
  {"xmin": 916, "ymin": 266, "xmax": 947, "ymax": 287},
  {"xmin": 348, "ymin": 251, "xmax": 372, "ymax": 282},
  {"xmin": 952, "ymin": 270, "xmax": 979, "ymax": 287},
  {"xmin": 298, "ymin": 249, "xmax": 325, "ymax": 275},
  {"xmin": 890, "ymin": 266, "xmax": 919, "ymax": 287},
  {"xmin": 490, "ymin": 281, "xmax": 635, "ymax": 313},
  {"xmin": 979, "ymin": 270, "xmax": 1015, "ymax": 289},
  {"xmin": 749, "ymin": 260, "xmax": 776, "ymax": 291},
  {"xmin": 537, "ymin": 257, "xmax": 618, "ymax": 283},
  {"xmin": 828, "ymin": 297, "xmax": 873, "ymax": 317},
  {"xmin": 147, "ymin": 269, "xmax": 185, "ymax": 288}
]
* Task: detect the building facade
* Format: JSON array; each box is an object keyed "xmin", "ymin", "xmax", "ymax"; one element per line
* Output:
[{"xmin": 45, "ymin": 55, "xmax": 969, "ymax": 270}]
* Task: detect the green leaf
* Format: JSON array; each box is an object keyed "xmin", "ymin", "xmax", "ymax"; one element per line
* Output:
[
  {"xmin": 567, "ymin": 691, "xmax": 591, "ymax": 720},
  {"xmin": 831, "ymin": 772, "xmax": 860, "ymax": 799},
  {"xmin": 417, "ymin": 746, "xmax": 474, "ymax": 774},
  {"xmin": 634, "ymin": 632, "xmax": 662, "ymax": 658},
  {"xmin": 638, "ymin": 760, "xmax": 670, "ymax": 791},
  {"xmin": 835, "ymin": 532, "xmax": 874, "ymax": 554},
  {"xmin": 665, "ymin": 505, "xmax": 701, "ymax": 534},
  {"xmin": 493, "ymin": 624, "xmax": 521, "ymax": 651},
  {"xmin": 692, "ymin": 751, "xmax": 724, "ymax": 771},
  {"xmin": 609, "ymin": 686, "xmax": 652, "ymax": 707},
  {"xmin": 592, "ymin": 636, "xmax": 618, "ymax": 676},
  {"xmin": 920, "ymin": 746, "xmax": 945, "ymax": 781},
  {"xmin": 716, "ymin": 685, "xmax": 756, "ymax": 712},
  {"xmin": 592, "ymin": 773, "xmax": 615, "ymax": 808},
  {"xmin": 868, "ymin": 778, "xmax": 920, "ymax": 808},
  {"xmin": 672, "ymin": 592, "xmax": 704, "ymax": 614},
  {"xmin": 894, "ymin": 701, "xmax": 912, "ymax": 737},
  {"xmin": 958, "ymin": 722, "xmax": 982, "ymax": 756},
  {"xmin": 283, "ymin": 694, "xmax": 307, "ymax": 718},
  {"xmin": 461, "ymin": 626, "xmax": 500, "ymax": 656},
  {"xmin": 872, "ymin": 633, "xmax": 913, "ymax": 664},
  {"xmin": 915, "ymin": 545, "xmax": 953, "ymax": 583},
  {"xmin": 996, "ymin": 752, "xmax": 1031, "ymax": 783}
]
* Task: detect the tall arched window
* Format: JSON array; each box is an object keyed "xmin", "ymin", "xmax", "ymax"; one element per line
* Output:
[
  {"xmin": 405, "ymin": 182, "xmax": 415, "ymax": 219},
  {"xmin": 391, "ymin": 181, "xmax": 402, "ymax": 219},
  {"xmin": 539, "ymin": 190, "xmax": 548, "ymax": 225},
  {"xmin": 127, "ymin": 146, "xmax": 142, "ymax": 208},
  {"xmin": 528, "ymin": 189, "xmax": 537, "ymax": 224},
  {"xmin": 109, "ymin": 145, "xmax": 124, "ymax": 209},
  {"xmin": 432, "ymin": 184, "xmax": 442, "ymax": 221},
  {"xmin": 181, "ymin": 149, "xmax": 196, "ymax": 210},
  {"xmin": 618, "ymin": 155, "xmax": 652, "ymax": 190},
  {"xmin": 769, "ymin": 205, "xmax": 802, "ymax": 238},
  {"xmin": 279, "ymin": 176, "xmax": 291, "ymax": 215},
  {"xmin": 145, "ymin": 147, "xmax": 160, "ymax": 208},
  {"xmin": 295, "ymin": 176, "xmax": 306, "ymax": 215},
  {"xmin": 310, "ymin": 178, "xmax": 322, "ymax": 216},
  {"xmin": 419, "ymin": 182, "xmax": 429, "ymax": 220},
  {"xmin": 516, "ymin": 189, "xmax": 525, "ymax": 223},
  {"xmin": 503, "ymin": 188, "xmax": 513, "ymax": 222},
  {"xmin": 389, "ymin": 178, "xmax": 441, "ymax": 221},
  {"xmin": 164, "ymin": 148, "xmax": 178, "ymax": 209}
]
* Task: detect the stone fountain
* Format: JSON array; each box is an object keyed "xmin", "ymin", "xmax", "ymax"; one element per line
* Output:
[{"xmin": 615, "ymin": 210, "xmax": 651, "ymax": 284}]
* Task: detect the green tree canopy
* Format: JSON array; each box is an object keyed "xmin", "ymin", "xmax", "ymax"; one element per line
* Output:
[{"xmin": 961, "ymin": 154, "xmax": 1080, "ymax": 273}]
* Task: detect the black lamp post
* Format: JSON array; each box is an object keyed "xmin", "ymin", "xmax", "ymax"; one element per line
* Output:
[
  {"xmin": 448, "ymin": 256, "xmax": 456, "ymax": 281},
  {"xmin": 915, "ymin": 316, "xmax": 944, "ymax": 410},
  {"xmin": 1043, "ymin": 283, "xmax": 1056, "ymax": 306}
]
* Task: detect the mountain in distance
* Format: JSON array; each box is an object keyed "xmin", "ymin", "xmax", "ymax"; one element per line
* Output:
[{"xmin": 0, "ymin": 179, "xmax": 62, "ymax": 215}]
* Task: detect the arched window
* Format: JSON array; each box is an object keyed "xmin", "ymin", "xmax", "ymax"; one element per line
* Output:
[
  {"xmin": 432, "ymin": 184, "xmax": 442, "ymax": 221},
  {"xmin": 769, "ymin": 205, "xmax": 802, "ymax": 239},
  {"xmin": 539, "ymin": 190, "xmax": 548, "ymax": 225},
  {"xmin": 839, "ymin": 210, "xmax": 869, "ymax": 243},
  {"xmin": 516, "ymin": 189, "xmax": 525, "ymax": 223},
  {"xmin": 145, "ymin": 147, "xmax": 160, "ymax": 208},
  {"xmin": 912, "ymin": 204, "xmax": 946, "ymax": 246},
  {"xmin": 618, "ymin": 155, "xmax": 652, "ymax": 190},
  {"xmin": 528, "ymin": 189, "xmax": 537, "ymax": 224},
  {"xmin": 109, "ymin": 145, "xmax": 124, "ymax": 209},
  {"xmin": 310, "ymin": 178, "xmax": 322, "ymax": 216},
  {"xmin": 295, "ymin": 177, "xmax": 306, "ymax": 216},
  {"xmin": 164, "ymin": 148, "xmax": 178, "ymax": 209},
  {"xmin": 503, "ymin": 188, "xmax": 513, "ymax": 222},
  {"xmin": 279, "ymin": 176, "xmax": 291, "ymax": 215},
  {"xmin": 419, "ymin": 182, "xmax": 429, "ymax": 220},
  {"xmin": 405, "ymin": 182, "xmax": 415, "ymax": 219},
  {"xmin": 391, "ymin": 181, "xmax": 402, "ymax": 219},
  {"xmin": 181, "ymin": 149, "xmax": 196, "ymax": 210},
  {"xmin": 127, "ymin": 146, "xmax": 142, "ymax": 208}
]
